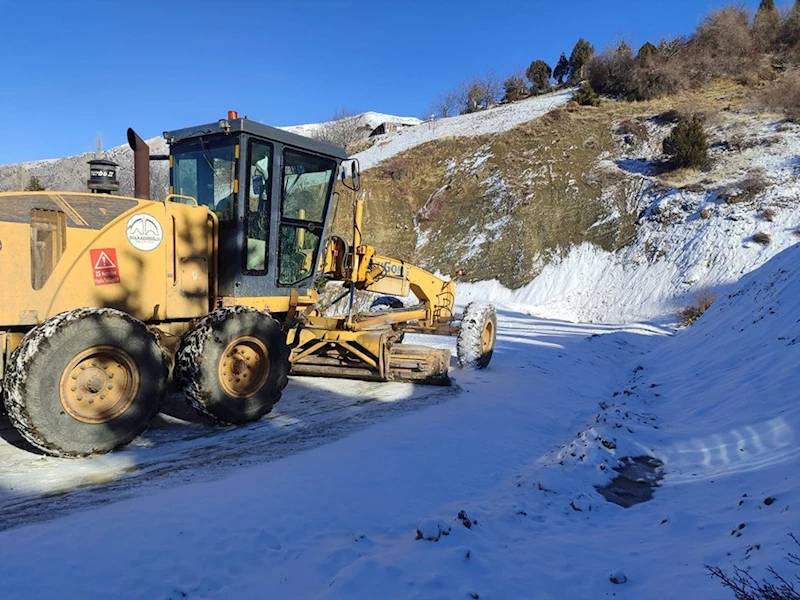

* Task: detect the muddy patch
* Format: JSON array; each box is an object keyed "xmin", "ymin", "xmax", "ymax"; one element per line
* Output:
[{"xmin": 596, "ymin": 456, "xmax": 664, "ymax": 508}]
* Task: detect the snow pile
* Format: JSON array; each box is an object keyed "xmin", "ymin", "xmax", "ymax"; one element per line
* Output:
[{"xmin": 354, "ymin": 90, "xmax": 574, "ymax": 169}]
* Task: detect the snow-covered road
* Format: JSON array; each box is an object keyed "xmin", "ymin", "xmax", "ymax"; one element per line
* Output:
[{"xmin": 0, "ymin": 314, "xmax": 659, "ymax": 532}]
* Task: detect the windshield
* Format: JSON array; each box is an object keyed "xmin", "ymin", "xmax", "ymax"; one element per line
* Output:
[{"xmin": 171, "ymin": 140, "xmax": 236, "ymax": 220}]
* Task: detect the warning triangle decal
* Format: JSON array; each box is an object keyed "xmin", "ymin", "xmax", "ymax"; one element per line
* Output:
[{"xmin": 94, "ymin": 251, "xmax": 117, "ymax": 270}]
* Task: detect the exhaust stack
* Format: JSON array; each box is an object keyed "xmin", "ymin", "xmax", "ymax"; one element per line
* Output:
[{"xmin": 126, "ymin": 128, "xmax": 150, "ymax": 200}]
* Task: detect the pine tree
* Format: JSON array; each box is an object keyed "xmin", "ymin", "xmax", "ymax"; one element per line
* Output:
[
  {"xmin": 553, "ymin": 53, "xmax": 570, "ymax": 84},
  {"xmin": 568, "ymin": 38, "xmax": 595, "ymax": 82},
  {"xmin": 637, "ymin": 42, "xmax": 658, "ymax": 62},
  {"xmin": 753, "ymin": 0, "xmax": 781, "ymax": 52},
  {"xmin": 25, "ymin": 176, "xmax": 46, "ymax": 191},
  {"xmin": 780, "ymin": 0, "xmax": 800, "ymax": 49},
  {"xmin": 526, "ymin": 60, "xmax": 553, "ymax": 94}
]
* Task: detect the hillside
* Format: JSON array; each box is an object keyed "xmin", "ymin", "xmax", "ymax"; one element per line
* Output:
[
  {"xmin": 0, "ymin": 137, "xmax": 170, "ymax": 199},
  {"xmin": 339, "ymin": 80, "xmax": 800, "ymax": 322}
]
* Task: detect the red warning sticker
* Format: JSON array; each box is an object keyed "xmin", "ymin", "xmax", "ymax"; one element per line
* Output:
[{"xmin": 89, "ymin": 248, "xmax": 121, "ymax": 286}]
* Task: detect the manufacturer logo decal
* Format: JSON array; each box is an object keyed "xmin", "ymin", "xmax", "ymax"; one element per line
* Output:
[
  {"xmin": 126, "ymin": 214, "xmax": 163, "ymax": 251},
  {"xmin": 89, "ymin": 248, "xmax": 121, "ymax": 285}
]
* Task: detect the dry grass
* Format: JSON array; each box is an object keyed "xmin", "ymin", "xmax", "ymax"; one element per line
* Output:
[
  {"xmin": 678, "ymin": 290, "xmax": 716, "ymax": 326},
  {"xmin": 720, "ymin": 169, "xmax": 770, "ymax": 204},
  {"xmin": 752, "ymin": 231, "xmax": 773, "ymax": 245},
  {"xmin": 616, "ymin": 119, "xmax": 649, "ymax": 142},
  {"xmin": 758, "ymin": 70, "xmax": 800, "ymax": 122},
  {"xmin": 760, "ymin": 208, "xmax": 777, "ymax": 222}
]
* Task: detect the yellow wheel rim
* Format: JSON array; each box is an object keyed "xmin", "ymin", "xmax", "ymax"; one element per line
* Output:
[
  {"xmin": 481, "ymin": 320, "xmax": 495, "ymax": 353},
  {"xmin": 59, "ymin": 346, "xmax": 139, "ymax": 424},
  {"xmin": 218, "ymin": 336, "xmax": 271, "ymax": 399}
]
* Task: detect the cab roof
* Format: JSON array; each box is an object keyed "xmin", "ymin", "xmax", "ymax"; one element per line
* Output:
[{"xmin": 163, "ymin": 117, "xmax": 349, "ymax": 161}]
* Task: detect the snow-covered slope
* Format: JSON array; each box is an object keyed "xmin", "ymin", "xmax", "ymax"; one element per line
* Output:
[
  {"xmin": 282, "ymin": 111, "xmax": 421, "ymax": 139},
  {"xmin": 354, "ymin": 89, "xmax": 574, "ymax": 169},
  {"xmin": 452, "ymin": 109, "xmax": 800, "ymax": 323}
]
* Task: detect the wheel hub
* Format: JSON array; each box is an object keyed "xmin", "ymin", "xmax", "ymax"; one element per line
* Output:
[
  {"xmin": 218, "ymin": 336, "xmax": 270, "ymax": 399},
  {"xmin": 481, "ymin": 320, "xmax": 495, "ymax": 353},
  {"xmin": 59, "ymin": 346, "xmax": 139, "ymax": 424}
]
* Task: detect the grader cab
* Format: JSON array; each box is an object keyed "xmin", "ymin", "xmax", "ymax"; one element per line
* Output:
[{"xmin": 0, "ymin": 112, "xmax": 497, "ymax": 457}]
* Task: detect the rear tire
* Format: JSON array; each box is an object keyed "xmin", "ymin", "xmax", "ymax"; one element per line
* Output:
[
  {"xmin": 175, "ymin": 307, "xmax": 290, "ymax": 424},
  {"xmin": 457, "ymin": 302, "xmax": 497, "ymax": 369},
  {"xmin": 2, "ymin": 308, "xmax": 169, "ymax": 457}
]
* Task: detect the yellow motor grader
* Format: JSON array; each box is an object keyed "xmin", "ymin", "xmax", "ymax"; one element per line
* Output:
[{"xmin": 0, "ymin": 113, "xmax": 497, "ymax": 457}]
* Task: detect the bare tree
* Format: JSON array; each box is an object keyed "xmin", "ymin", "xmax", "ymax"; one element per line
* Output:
[
  {"xmin": 478, "ymin": 70, "xmax": 503, "ymax": 107},
  {"xmin": 430, "ymin": 91, "xmax": 460, "ymax": 118},
  {"xmin": 311, "ymin": 108, "xmax": 364, "ymax": 149}
]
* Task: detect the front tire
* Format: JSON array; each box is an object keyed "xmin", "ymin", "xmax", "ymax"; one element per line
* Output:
[
  {"xmin": 175, "ymin": 307, "xmax": 290, "ymax": 424},
  {"xmin": 2, "ymin": 308, "xmax": 169, "ymax": 457},
  {"xmin": 457, "ymin": 302, "xmax": 497, "ymax": 369}
]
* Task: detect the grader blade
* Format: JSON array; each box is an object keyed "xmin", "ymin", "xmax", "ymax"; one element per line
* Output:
[{"xmin": 288, "ymin": 326, "xmax": 451, "ymax": 386}]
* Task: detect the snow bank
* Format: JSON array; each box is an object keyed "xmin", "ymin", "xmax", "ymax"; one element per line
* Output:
[{"xmin": 354, "ymin": 90, "xmax": 574, "ymax": 169}]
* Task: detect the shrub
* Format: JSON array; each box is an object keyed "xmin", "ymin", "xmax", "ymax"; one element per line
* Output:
[
  {"xmin": 502, "ymin": 76, "xmax": 529, "ymax": 103},
  {"xmin": 572, "ymin": 81, "xmax": 600, "ymax": 106},
  {"xmin": 617, "ymin": 119, "xmax": 649, "ymax": 142},
  {"xmin": 663, "ymin": 116, "xmax": 709, "ymax": 169},
  {"xmin": 679, "ymin": 290, "xmax": 716, "ymax": 326},
  {"xmin": 707, "ymin": 533, "xmax": 800, "ymax": 600},
  {"xmin": 684, "ymin": 7, "xmax": 756, "ymax": 83},
  {"xmin": 794, "ymin": 228, "xmax": 800, "ymax": 238},
  {"xmin": 654, "ymin": 109, "xmax": 683, "ymax": 125},
  {"xmin": 741, "ymin": 171, "xmax": 769, "ymax": 199},
  {"xmin": 752, "ymin": 231, "xmax": 772, "ymax": 245},
  {"xmin": 589, "ymin": 39, "xmax": 683, "ymax": 101},
  {"xmin": 761, "ymin": 208, "xmax": 776, "ymax": 222},
  {"xmin": 759, "ymin": 71, "xmax": 800, "ymax": 122},
  {"xmin": 701, "ymin": 208, "xmax": 712, "ymax": 219}
]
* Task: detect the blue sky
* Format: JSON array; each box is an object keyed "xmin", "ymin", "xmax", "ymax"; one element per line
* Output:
[{"xmin": 0, "ymin": 0, "xmax": 772, "ymax": 164}]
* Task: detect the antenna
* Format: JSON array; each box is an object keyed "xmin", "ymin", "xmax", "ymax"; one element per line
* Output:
[{"xmin": 95, "ymin": 132, "xmax": 103, "ymax": 158}]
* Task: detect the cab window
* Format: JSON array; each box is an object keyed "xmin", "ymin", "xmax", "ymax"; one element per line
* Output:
[
  {"xmin": 171, "ymin": 140, "xmax": 237, "ymax": 220},
  {"xmin": 278, "ymin": 150, "xmax": 335, "ymax": 286},
  {"xmin": 244, "ymin": 141, "xmax": 272, "ymax": 273}
]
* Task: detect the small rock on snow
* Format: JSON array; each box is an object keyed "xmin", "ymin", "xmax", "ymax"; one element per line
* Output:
[{"xmin": 610, "ymin": 570, "xmax": 628, "ymax": 584}]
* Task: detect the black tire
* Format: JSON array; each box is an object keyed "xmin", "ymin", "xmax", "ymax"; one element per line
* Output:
[
  {"xmin": 175, "ymin": 306, "xmax": 290, "ymax": 424},
  {"xmin": 2, "ymin": 308, "xmax": 169, "ymax": 457},
  {"xmin": 370, "ymin": 296, "xmax": 404, "ymax": 311},
  {"xmin": 457, "ymin": 302, "xmax": 497, "ymax": 369}
]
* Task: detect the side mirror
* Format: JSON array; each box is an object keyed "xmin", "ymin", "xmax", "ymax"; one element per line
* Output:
[
  {"xmin": 252, "ymin": 174, "xmax": 264, "ymax": 196},
  {"xmin": 351, "ymin": 162, "xmax": 360, "ymax": 191}
]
